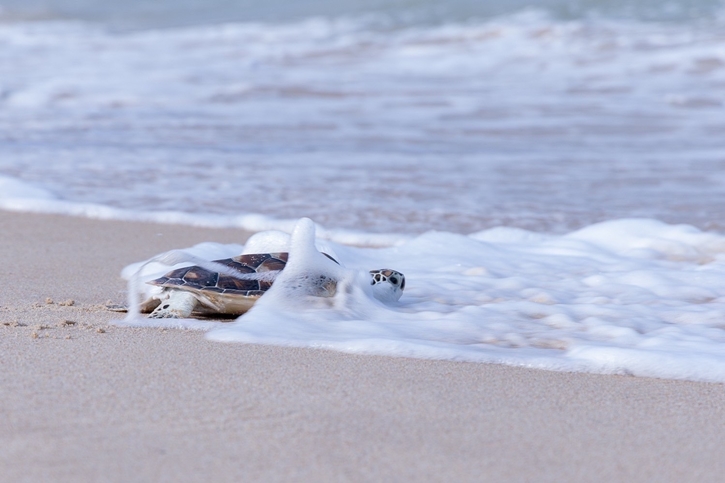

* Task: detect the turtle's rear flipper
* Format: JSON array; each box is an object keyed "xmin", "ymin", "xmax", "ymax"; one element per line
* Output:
[
  {"xmin": 106, "ymin": 298, "xmax": 161, "ymax": 314},
  {"xmin": 139, "ymin": 298, "xmax": 161, "ymax": 313},
  {"xmin": 105, "ymin": 304, "xmax": 128, "ymax": 313}
]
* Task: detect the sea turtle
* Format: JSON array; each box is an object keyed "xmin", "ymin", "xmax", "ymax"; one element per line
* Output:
[{"xmin": 139, "ymin": 251, "xmax": 405, "ymax": 319}]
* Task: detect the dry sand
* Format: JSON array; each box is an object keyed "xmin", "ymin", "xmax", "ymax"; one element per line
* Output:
[{"xmin": 1, "ymin": 211, "xmax": 724, "ymax": 482}]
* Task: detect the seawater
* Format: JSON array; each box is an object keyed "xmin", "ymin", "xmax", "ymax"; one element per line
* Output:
[
  {"xmin": 1, "ymin": 6, "xmax": 724, "ymax": 234},
  {"xmin": 1, "ymin": 2, "xmax": 725, "ymax": 382}
]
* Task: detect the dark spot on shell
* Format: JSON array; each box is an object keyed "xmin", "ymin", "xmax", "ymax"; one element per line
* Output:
[
  {"xmin": 234, "ymin": 253, "xmax": 272, "ymax": 269},
  {"xmin": 182, "ymin": 267, "xmax": 219, "ymax": 287},
  {"xmin": 215, "ymin": 259, "xmax": 256, "ymax": 274},
  {"xmin": 259, "ymin": 257, "xmax": 286, "ymax": 272},
  {"xmin": 216, "ymin": 275, "xmax": 260, "ymax": 292}
]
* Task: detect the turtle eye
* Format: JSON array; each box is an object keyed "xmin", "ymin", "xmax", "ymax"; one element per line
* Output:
[
  {"xmin": 400, "ymin": 278, "xmax": 405, "ymax": 290},
  {"xmin": 390, "ymin": 276, "xmax": 398, "ymax": 285}
]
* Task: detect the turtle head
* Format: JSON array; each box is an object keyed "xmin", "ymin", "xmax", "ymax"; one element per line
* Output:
[{"xmin": 369, "ymin": 269, "xmax": 405, "ymax": 303}]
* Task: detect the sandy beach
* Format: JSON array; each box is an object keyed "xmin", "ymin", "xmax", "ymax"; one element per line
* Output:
[{"xmin": 1, "ymin": 211, "xmax": 724, "ymax": 482}]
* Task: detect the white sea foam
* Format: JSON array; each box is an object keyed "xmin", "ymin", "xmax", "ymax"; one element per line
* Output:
[{"xmin": 121, "ymin": 217, "xmax": 725, "ymax": 383}]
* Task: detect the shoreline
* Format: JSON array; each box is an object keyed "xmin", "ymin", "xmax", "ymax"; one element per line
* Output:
[{"xmin": 1, "ymin": 211, "xmax": 724, "ymax": 481}]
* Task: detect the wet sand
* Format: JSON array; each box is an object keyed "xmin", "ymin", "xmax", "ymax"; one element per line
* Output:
[{"xmin": 1, "ymin": 211, "xmax": 724, "ymax": 482}]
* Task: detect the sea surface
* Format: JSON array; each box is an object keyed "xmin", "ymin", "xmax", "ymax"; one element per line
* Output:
[{"xmin": 2, "ymin": 0, "xmax": 725, "ymax": 381}]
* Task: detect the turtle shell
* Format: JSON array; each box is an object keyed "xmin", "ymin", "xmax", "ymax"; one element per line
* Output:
[{"xmin": 149, "ymin": 252, "xmax": 290, "ymax": 296}]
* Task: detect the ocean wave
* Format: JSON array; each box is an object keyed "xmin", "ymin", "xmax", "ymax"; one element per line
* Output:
[
  {"xmin": 1, "ymin": 12, "xmax": 724, "ymax": 235},
  {"xmin": 0, "ymin": 174, "xmax": 408, "ymax": 246}
]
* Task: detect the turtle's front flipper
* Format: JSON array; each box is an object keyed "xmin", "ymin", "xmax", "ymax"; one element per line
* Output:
[
  {"xmin": 138, "ymin": 298, "xmax": 161, "ymax": 313},
  {"xmin": 148, "ymin": 290, "xmax": 198, "ymax": 318}
]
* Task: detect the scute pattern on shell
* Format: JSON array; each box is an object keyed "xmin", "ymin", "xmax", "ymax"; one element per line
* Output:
[{"xmin": 149, "ymin": 252, "xmax": 290, "ymax": 296}]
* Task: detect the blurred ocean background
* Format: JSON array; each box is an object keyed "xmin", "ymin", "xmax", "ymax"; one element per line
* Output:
[
  {"xmin": 0, "ymin": 0, "xmax": 724, "ymax": 235},
  {"xmin": 1, "ymin": 0, "xmax": 722, "ymax": 28}
]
